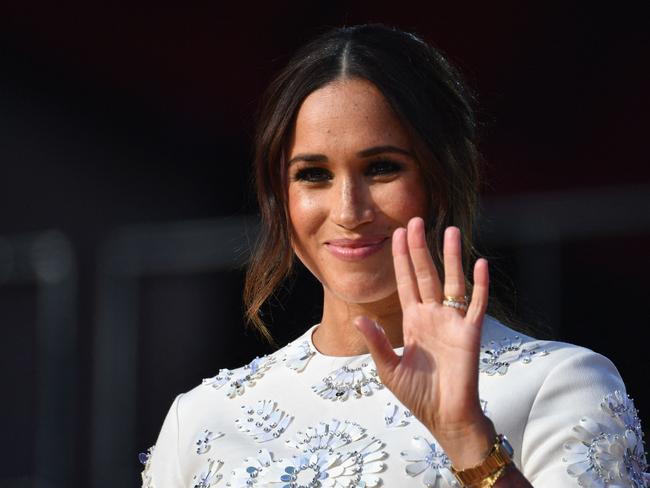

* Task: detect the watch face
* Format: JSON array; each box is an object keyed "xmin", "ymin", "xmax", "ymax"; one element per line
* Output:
[{"xmin": 500, "ymin": 434, "xmax": 515, "ymax": 458}]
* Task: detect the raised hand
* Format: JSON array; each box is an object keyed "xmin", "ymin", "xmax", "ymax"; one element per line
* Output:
[{"xmin": 354, "ymin": 216, "xmax": 495, "ymax": 468}]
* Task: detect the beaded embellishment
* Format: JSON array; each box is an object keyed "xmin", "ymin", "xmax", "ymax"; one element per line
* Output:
[
  {"xmin": 280, "ymin": 419, "xmax": 386, "ymax": 486},
  {"xmin": 227, "ymin": 448, "xmax": 275, "ymax": 486},
  {"xmin": 139, "ymin": 445, "xmax": 155, "ymax": 488},
  {"xmin": 400, "ymin": 436, "xmax": 459, "ymax": 487},
  {"xmin": 385, "ymin": 401, "xmax": 413, "ymax": 428},
  {"xmin": 312, "ymin": 359, "xmax": 383, "ymax": 401},
  {"xmin": 235, "ymin": 400, "xmax": 293, "ymax": 442},
  {"xmin": 282, "ymin": 340, "xmax": 316, "ymax": 372},
  {"xmin": 479, "ymin": 336, "xmax": 549, "ymax": 376},
  {"xmin": 285, "ymin": 418, "xmax": 370, "ymax": 452},
  {"xmin": 264, "ymin": 439, "xmax": 385, "ymax": 486},
  {"xmin": 227, "ymin": 419, "xmax": 387, "ymax": 487},
  {"xmin": 192, "ymin": 458, "xmax": 224, "ymax": 487},
  {"xmin": 562, "ymin": 390, "xmax": 649, "ymax": 487},
  {"xmin": 384, "ymin": 399, "xmax": 487, "ymax": 429},
  {"xmin": 195, "ymin": 429, "xmax": 225, "ymax": 455},
  {"xmin": 202, "ymin": 355, "xmax": 275, "ymax": 398}
]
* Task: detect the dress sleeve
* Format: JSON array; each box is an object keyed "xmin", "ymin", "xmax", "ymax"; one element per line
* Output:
[
  {"xmin": 520, "ymin": 348, "xmax": 649, "ymax": 487},
  {"xmin": 141, "ymin": 394, "xmax": 185, "ymax": 488}
]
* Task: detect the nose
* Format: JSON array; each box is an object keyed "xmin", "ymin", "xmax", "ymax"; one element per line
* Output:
[{"xmin": 330, "ymin": 174, "xmax": 374, "ymax": 229}]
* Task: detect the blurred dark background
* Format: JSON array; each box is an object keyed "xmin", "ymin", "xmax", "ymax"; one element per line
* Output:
[{"xmin": 1, "ymin": 2, "xmax": 648, "ymax": 487}]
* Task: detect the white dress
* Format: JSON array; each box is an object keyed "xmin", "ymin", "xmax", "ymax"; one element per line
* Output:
[{"xmin": 141, "ymin": 316, "xmax": 649, "ymax": 488}]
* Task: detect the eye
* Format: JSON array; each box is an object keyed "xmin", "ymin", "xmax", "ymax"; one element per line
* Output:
[
  {"xmin": 292, "ymin": 167, "xmax": 332, "ymax": 183},
  {"xmin": 365, "ymin": 159, "xmax": 403, "ymax": 177}
]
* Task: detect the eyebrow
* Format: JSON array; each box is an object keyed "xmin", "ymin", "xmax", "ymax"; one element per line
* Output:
[{"xmin": 287, "ymin": 145, "xmax": 414, "ymax": 166}]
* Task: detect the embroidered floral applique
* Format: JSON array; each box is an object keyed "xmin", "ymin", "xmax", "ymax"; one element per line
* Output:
[
  {"xmin": 601, "ymin": 391, "xmax": 646, "ymax": 443},
  {"xmin": 284, "ymin": 418, "xmax": 369, "ymax": 452},
  {"xmin": 192, "ymin": 458, "xmax": 224, "ymax": 487},
  {"xmin": 312, "ymin": 358, "xmax": 383, "ymax": 401},
  {"xmin": 478, "ymin": 336, "xmax": 548, "ymax": 375},
  {"xmin": 139, "ymin": 445, "xmax": 155, "ymax": 488},
  {"xmin": 235, "ymin": 400, "xmax": 293, "ymax": 442},
  {"xmin": 195, "ymin": 429, "xmax": 225, "ymax": 455},
  {"xmin": 385, "ymin": 401, "xmax": 413, "ymax": 428},
  {"xmin": 282, "ymin": 340, "xmax": 316, "ymax": 372},
  {"xmin": 263, "ymin": 440, "xmax": 385, "ymax": 487},
  {"xmin": 384, "ymin": 399, "xmax": 487, "ymax": 430},
  {"xmin": 227, "ymin": 449, "xmax": 275, "ymax": 487},
  {"xmin": 562, "ymin": 390, "xmax": 649, "ymax": 488},
  {"xmin": 400, "ymin": 436, "xmax": 459, "ymax": 488},
  {"xmin": 276, "ymin": 419, "xmax": 386, "ymax": 486},
  {"xmin": 228, "ymin": 419, "xmax": 387, "ymax": 487},
  {"xmin": 202, "ymin": 355, "xmax": 275, "ymax": 398}
]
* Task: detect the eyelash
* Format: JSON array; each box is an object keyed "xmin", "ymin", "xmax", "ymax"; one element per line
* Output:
[{"xmin": 292, "ymin": 160, "xmax": 404, "ymax": 183}]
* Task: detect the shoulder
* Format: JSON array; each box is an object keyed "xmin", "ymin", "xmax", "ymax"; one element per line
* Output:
[
  {"xmin": 481, "ymin": 316, "xmax": 649, "ymax": 487},
  {"xmin": 480, "ymin": 315, "xmax": 620, "ymax": 380},
  {"xmin": 176, "ymin": 337, "xmax": 309, "ymax": 419},
  {"xmin": 145, "ymin": 341, "xmax": 304, "ymax": 486},
  {"xmin": 479, "ymin": 315, "xmax": 627, "ymax": 418}
]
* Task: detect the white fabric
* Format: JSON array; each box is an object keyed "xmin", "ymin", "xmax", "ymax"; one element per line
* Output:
[{"xmin": 142, "ymin": 316, "xmax": 647, "ymax": 487}]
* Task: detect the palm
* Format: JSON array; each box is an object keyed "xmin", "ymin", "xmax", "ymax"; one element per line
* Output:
[{"xmin": 355, "ymin": 217, "xmax": 489, "ymax": 438}]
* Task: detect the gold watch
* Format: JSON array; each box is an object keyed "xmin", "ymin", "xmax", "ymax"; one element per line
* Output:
[{"xmin": 450, "ymin": 434, "xmax": 514, "ymax": 487}]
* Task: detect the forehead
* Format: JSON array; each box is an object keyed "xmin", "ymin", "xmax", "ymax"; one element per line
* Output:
[{"xmin": 288, "ymin": 78, "xmax": 413, "ymax": 156}]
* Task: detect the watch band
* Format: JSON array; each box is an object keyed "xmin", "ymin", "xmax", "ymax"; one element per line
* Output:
[{"xmin": 450, "ymin": 434, "xmax": 514, "ymax": 487}]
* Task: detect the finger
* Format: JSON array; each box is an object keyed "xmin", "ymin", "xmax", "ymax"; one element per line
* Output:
[
  {"xmin": 392, "ymin": 227, "xmax": 420, "ymax": 306},
  {"xmin": 466, "ymin": 258, "xmax": 489, "ymax": 325},
  {"xmin": 406, "ymin": 217, "xmax": 443, "ymax": 303},
  {"xmin": 354, "ymin": 316, "xmax": 400, "ymax": 378},
  {"xmin": 442, "ymin": 226, "xmax": 466, "ymax": 301}
]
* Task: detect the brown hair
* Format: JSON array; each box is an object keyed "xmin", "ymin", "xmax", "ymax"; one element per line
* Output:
[{"xmin": 244, "ymin": 24, "xmax": 482, "ymax": 342}]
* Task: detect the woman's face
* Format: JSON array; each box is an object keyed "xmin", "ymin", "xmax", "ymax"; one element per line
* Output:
[{"xmin": 287, "ymin": 77, "xmax": 427, "ymax": 304}]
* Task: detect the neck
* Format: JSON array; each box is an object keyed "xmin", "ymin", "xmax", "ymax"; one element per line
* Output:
[{"xmin": 313, "ymin": 288, "xmax": 404, "ymax": 356}]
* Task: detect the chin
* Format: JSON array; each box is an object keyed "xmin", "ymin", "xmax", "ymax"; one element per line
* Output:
[
  {"xmin": 302, "ymin": 258, "xmax": 398, "ymax": 304},
  {"xmin": 324, "ymin": 278, "xmax": 396, "ymax": 305}
]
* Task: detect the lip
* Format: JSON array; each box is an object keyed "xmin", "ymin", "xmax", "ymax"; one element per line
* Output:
[{"xmin": 324, "ymin": 236, "xmax": 389, "ymax": 261}]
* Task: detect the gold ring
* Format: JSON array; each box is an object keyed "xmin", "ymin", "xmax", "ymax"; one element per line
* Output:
[
  {"xmin": 442, "ymin": 295, "xmax": 469, "ymax": 311},
  {"xmin": 444, "ymin": 295, "xmax": 469, "ymax": 302}
]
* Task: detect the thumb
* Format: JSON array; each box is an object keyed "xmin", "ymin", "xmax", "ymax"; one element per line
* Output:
[{"xmin": 354, "ymin": 316, "xmax": 401, "ymax": 379}]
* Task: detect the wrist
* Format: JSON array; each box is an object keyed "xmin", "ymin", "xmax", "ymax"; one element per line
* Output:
[
  {"xmin": 433, "ymin": 415, "xmax": 497, "ymax": 470},
  {"xmin": 450, "ymin": 434, "xmax": 515, "ymax": 488}
]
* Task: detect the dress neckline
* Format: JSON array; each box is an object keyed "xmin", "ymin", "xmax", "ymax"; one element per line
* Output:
[{"xmin": 303, "ymin": 323, "xmax": 405, "ymax": 360}]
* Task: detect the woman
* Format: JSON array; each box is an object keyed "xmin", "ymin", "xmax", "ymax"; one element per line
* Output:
[{"xmin": 141, "ymin": 24, "xmax": 648, "ymax": 487}]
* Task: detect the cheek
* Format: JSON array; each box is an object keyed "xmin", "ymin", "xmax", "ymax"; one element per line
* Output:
[
  {"xmin": 375, "ymin": 179, "xmax": 428, "ymax": 222},
  {"xmin": 287, "ymin": 187, "xmax": 326, "ymax": 246},
  {"xmin": 287, "ymin": 188, "xmax": 328, "ymax": 281}
]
